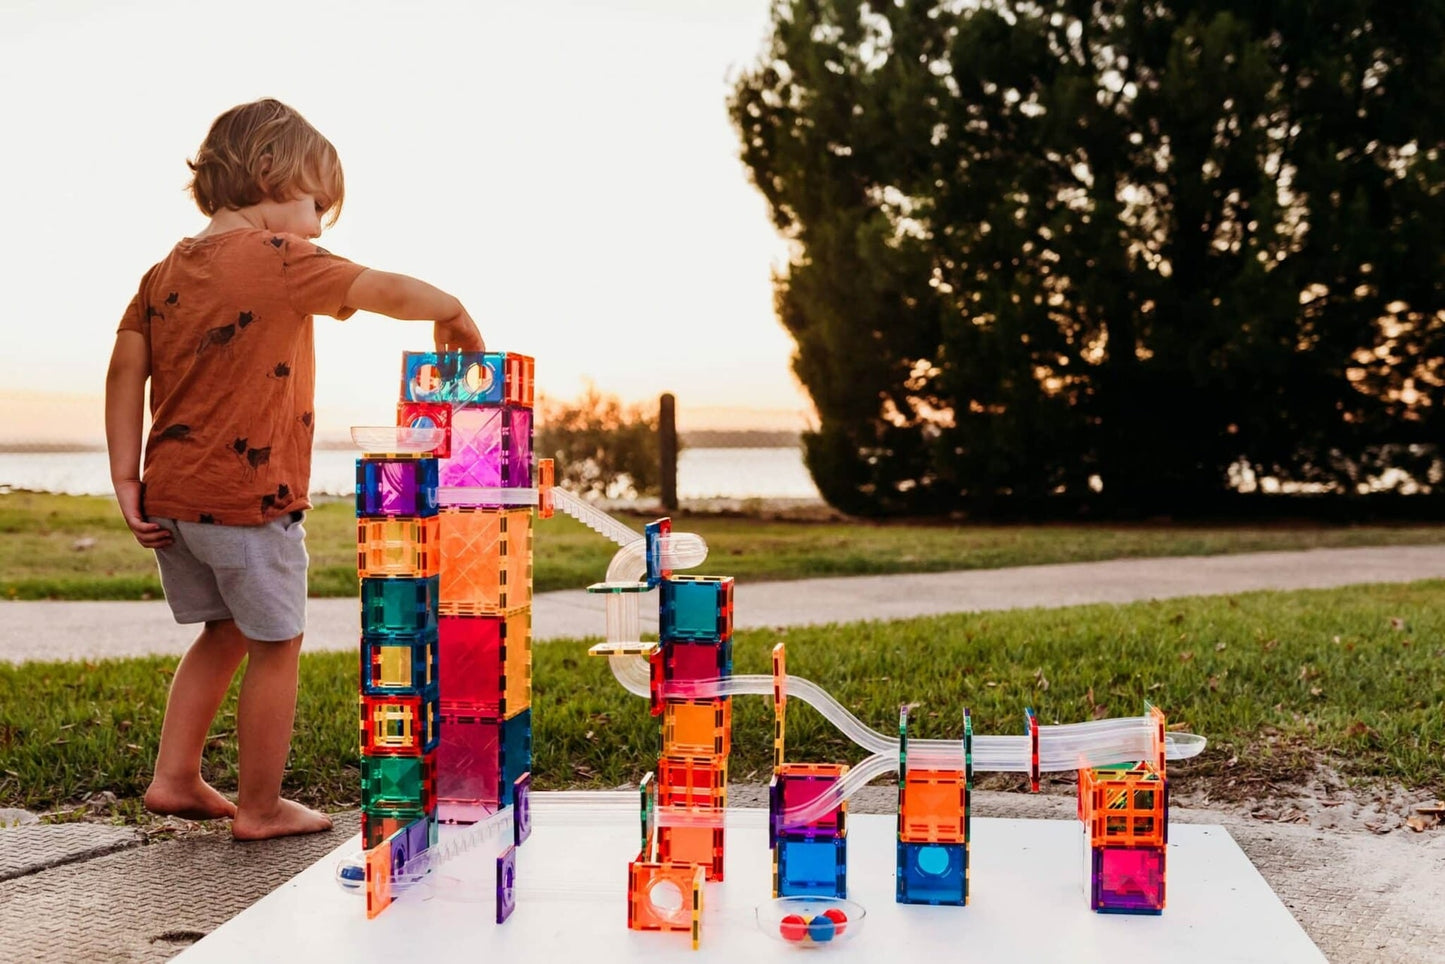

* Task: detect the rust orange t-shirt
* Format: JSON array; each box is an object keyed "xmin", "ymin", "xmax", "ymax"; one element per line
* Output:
[{"xmin": 117, "ymin": 229, "xmax": 368, "ymax": 525}]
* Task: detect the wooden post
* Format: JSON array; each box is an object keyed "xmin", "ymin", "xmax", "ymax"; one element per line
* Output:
[{"xmin": 659, "ymin": 392, "xmax": 678, "ymax": 511}]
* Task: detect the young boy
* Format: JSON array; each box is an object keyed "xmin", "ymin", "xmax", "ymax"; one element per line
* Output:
[{"xmin": 104, "ymin": 98, "xmax": 483, "ymax": 841}]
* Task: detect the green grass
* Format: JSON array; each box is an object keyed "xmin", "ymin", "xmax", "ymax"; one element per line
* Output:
[
  {"xmin": 2, "ymin": 581, "xmax": 1441, "ymax": 815},
  {"xmin": 7, "ymin": 490, "xmax": 1445, "ymax": 600}
]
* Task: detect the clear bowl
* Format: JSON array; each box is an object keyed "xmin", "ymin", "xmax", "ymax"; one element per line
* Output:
[
  {"xmin": 756, "ymin": 896, "xmax": 866, "ymax": 948},
  {"xmin": 349, "ymin": 426, "xmax": 446, "ymax": 454}
]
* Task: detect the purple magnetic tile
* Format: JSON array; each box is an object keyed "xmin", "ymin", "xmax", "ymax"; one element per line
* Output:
[
  {"xmin": 440, "ymin": 409, "xmax": 504, "ymax": 488},
  {"xmin": 405, "ymin": 816, "xmax": 429, "ymax": 863},
  {"xmin": 506, "ymin": 408, "xmax": 533, "ymax": 487},
  {"xmin": 389, "ymin": 833, "xmax": 410, "ymax": 881},
  {"xmin": 514, "ymin": 772, "xmax": 532, "ymax": 845},
  {"xmin": 496, "ymin": 845, "xmax": 517, "ymax": 923},
  {"xmin": 769, "ymin": 779, "xmax": 780, "ymax": 849},
  {"xmin": 1094, "ymin": 847, "xmax": 1165, "ymax": 912},
  {"xmin": 365, "ymin": 461, "xmax": 419, "ymax": 515}
]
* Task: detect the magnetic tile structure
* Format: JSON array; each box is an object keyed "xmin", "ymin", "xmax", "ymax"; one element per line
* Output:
[
  {"xmin": 348, "ymin": 397, "xmax": 1201, "ymax": 943},
  {"xmin": 769, "ymin": 642, "xmax": 850, "ymax": 899},
  {"xmin": 356, "ymin": 349, "xmax": 544, "ymax": 922},
  {"xmin": 895, "ymin": 705, "xmax": 971, "ymax": 906},
  {"xmin": 577, "ymin": 519, "xmax": 1186, "ymax": 944},
  {"xmin": 585, "ymin": 520, "xmax": 733, "ymax": 947},
  {"xmin": 355, "ymin": 439, "xmax": 440, "ymax": 919},
  {"xmin": 1078, "ymin": 705, "xmax": 1169, "ymax": 914}
]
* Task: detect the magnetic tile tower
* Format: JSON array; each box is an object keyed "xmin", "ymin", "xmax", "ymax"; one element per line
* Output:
[
  {"xmin": 355, "ymin": 436, "xmax": 441, "ymax": 918},
  {"xmin": 397, "ymin": 351, "xmax": 537, "ymax": 825},
  {"xmin": 355, "ymin": 349, "xmax": 541, "ymax": 919},
  {"xmin": 1077, "ymin": 705, "xmax": 1169, "ymax": 914},
  {"xmin": 768, "ymin": 642, "xmax": 849, "ymax": 899},
  {"xmin": 896, "ymin": 704, "xmax": 971, "ymax": 906},
  {"xmin": 608, "ymin": 521, "xmax": 735, "ymax": 947}
]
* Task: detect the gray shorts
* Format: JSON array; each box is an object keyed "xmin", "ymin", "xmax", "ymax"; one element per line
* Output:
[{"xmin": 153, "ymin": 512, "xmax": 309, "ymax": 642}]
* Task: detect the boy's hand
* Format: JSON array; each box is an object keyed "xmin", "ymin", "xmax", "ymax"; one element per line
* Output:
[
  {"xmin": 434, "ymin": 309, "xmax": 484, "ymax": 353},
  {"xmin": 115, "ymin": 480, "xmax": 173, "ymax": 550}
]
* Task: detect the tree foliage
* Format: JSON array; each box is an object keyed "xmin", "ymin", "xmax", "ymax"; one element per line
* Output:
[
  {"xmin": 536, "ymin": 387, "xmax": 663, "ymax": 499},
  {"xmin": 730, "ymin": 0, "xmax": 1445, "ymax": 515}
]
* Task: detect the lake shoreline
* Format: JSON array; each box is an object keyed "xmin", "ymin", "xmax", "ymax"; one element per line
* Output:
[{"xmin": 0, "ymin": 446, "xmax": 823, "ymax": 502}]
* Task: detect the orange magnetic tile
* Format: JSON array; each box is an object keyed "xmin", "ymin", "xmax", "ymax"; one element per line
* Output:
[
  {"xmin": 899, "ymin": 767, "xmax": 967, "ymax": 843},
  {"xmin": 657, "ymin": 824, "xmax": 725, "ymax": 882},
  {"xmin": 503, "ymin": 609, "xmax": 532, "ymax": 715},
  {"xmin": 357, "ymin": 516, "xmax": 440, "ymax": 578},
  {"xmin": 657, "ymin": 756, "xmax": 728, "ymax": 809},
  {"xmin": 662, "ymin": 698, "xmax": 730, "ymax": 757},
  {"xmin": 501, "ymin": 510, "xmax": 532, "ymax": 610},
  {"xmin": 364, "ymin": 842, "xmax": 393, "ymax": 919},
  {"xmin": 1079, "ymin": 763, "xmax": 1167, "ymax": 848},
  {"xmin": 628, "ymin": 857, "xmax": 699, "ymax": 933},
  {"xmin": 439, "ymin": 508, "xmax": 502, "ymax": 612}
]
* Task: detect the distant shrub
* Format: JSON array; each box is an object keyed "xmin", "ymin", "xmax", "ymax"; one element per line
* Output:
[{"xmin": 536, "ymin": 387, "xmax": 666, "ymax": 499}]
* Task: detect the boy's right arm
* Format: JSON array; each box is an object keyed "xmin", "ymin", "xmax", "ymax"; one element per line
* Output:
[
  {"xmin": 344, "ymin": 270, "xmax": 485, "ymax": 352},
  {"xmin": 104, "ymin": 331, "xmax": 173, "ymax": 549}
]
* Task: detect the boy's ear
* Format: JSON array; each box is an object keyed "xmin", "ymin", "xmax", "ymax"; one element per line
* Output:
[{"xmin": 254, "ymin": 152, "xmax": 274, "ymax": 197}]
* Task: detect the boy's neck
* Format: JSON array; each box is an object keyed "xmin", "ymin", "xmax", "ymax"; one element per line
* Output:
[{"xmin": 194, "ymin": 207, "xmax": 265, "ymax": 239}]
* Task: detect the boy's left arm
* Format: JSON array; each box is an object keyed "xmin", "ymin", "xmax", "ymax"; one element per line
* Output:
[{"xmin": 105, "ymin": 330, "xmax": 172, "ymax": 549}]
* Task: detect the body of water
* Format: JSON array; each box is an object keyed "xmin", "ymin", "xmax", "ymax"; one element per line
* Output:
[{"xmin": 0, "ymin": 447, "xmax": 821, "ymax": 502}]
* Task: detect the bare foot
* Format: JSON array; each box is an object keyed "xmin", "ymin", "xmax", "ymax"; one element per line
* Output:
[
  {"xmin": 143, "ymin": 778, "xmax": 238, "ymax": 820},
  {"xmin": 232, "ymin": 798, "xmax": 333, "ymax": 841}
]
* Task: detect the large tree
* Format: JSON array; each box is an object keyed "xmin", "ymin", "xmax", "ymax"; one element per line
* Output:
[{"xmin": 730, "ymin": 0, "xmax": 1445, "ymax": 516}]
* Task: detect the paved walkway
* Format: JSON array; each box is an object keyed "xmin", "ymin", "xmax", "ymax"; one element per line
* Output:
[
  {"xmin": 5, "ymin": 544, "xmax": 1445, "ymax": 663},
  {"xmin": 4, "ymin": 545, "xmax": 1445, "ymax": 960}
]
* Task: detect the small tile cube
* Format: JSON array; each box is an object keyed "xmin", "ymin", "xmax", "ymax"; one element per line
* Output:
[
  {"xmin": 402, "ymin": 351, "xmax": 505, "ymax": 405},
  {"xmin": 662, "ymin": 698, "xmax": 730, "ymax": 758},
  {"xmin": 656, "ymin": 756, "xmax": 728, "ymax": 809},
  {"xmin": 772, "ymin": 763, "xmax": 847, "ymax": 841},
  {"xmin": 658, "ymin": 639, "xmax": 732, "ymax": 700},
  {"xmin": 360, "ymin": 630, "xmax": 436, "ymax": 697},
  {"xmin": 659, "ymin": 576, "xmax": 733, "ymax": 643},
  {"xmin": 439, "ymin": 407, "xmax": 505, "ymax": 490},
  {"xmin": 437, "ymin": 713, "xmax": 500, "ymax": 822},
  {"xmin": 362, "ymin": 809, "xmax": 425, "ymax": 850},
  {"xmin": 1092, "ymin": 845, "xmax": 1165, "ymax": 914},
  {"xmin": 438, "ymin": 509, "xmax": 531, "ymax": 615},
  {"xmin": 357, "ymin": 516, "xmax": 440, "ymax": 578},
  {"xmin": 397, "ymin": 401, "xmax": 452, "ymax": 459},
  {"xmin": 899, "ymin": 767, "xmax": 967, "ymax": 843},
  {"xmin": 436, "ymin": 709, "xmax": 531, "ymax": 823},
  {"xmin": 658, "ymin": 824, "xmax": 725, "ymax": 881},
  {"xmin": 775, "ymin": 832, "xmax": 846, "ymax": 898},
  {"xmin": 361, "ymin": 576, "xmax": 439, "ymax": 637},
  {"xmin": 356, "ymin": 457, "xmax": 438, "ymax": 518},
  {"xmin": 1079, "ymin": 762, "xmax": 1167, "ymax": 848},
  {"xmin": 896, "ymin": 840, "xmax": 967, "ymax": 906},
  {"xmin": 628, "ymin": 858, "xmax": 703, "ymax": 935},
  {"xmin": 360, "ymin": 684, "xmax": 440, "ymax": 756},
  {"xmin": 437, "ymin": 611, "xmax": 530, "ymax": 716},
  {"xmin": 361, "ymin": 752, "xmax": 437, "ymax": 813}
]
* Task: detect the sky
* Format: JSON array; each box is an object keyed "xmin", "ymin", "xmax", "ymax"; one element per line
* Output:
[{"xmin": 0, "ymin": 0, "xmax": 811, "ymax": 445}]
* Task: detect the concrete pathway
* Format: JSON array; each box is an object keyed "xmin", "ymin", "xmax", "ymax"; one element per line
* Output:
[{"xmin": 4, "ymin": 544, "xmax": 1445, "ymax": 663}]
